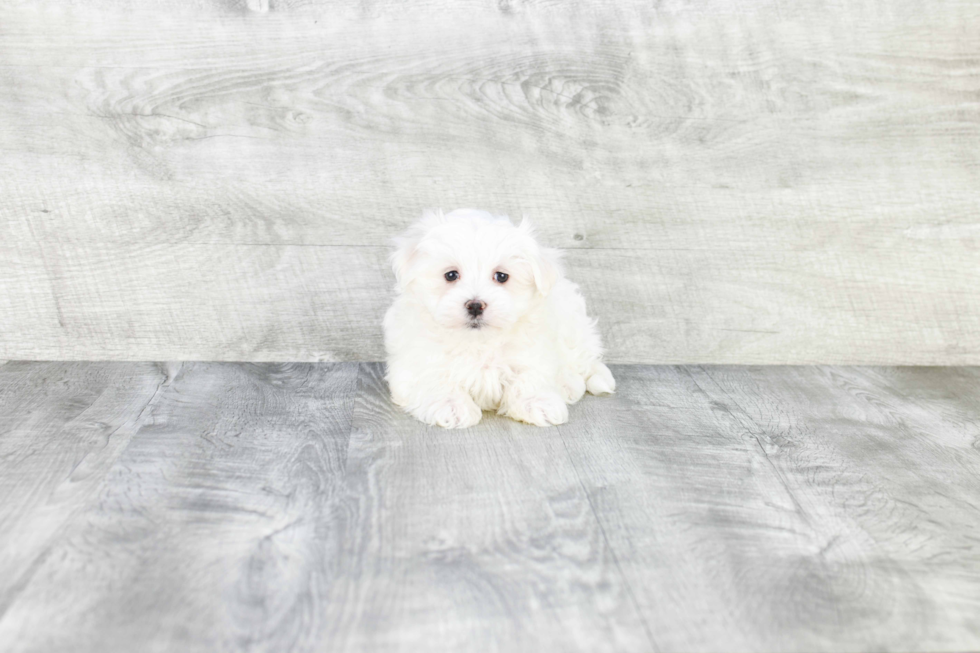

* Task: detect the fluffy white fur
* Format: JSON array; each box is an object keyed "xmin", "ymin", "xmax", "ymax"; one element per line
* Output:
[{"xmin": 384, "ymin": 208, "xmax": 615, "ymax": 428}]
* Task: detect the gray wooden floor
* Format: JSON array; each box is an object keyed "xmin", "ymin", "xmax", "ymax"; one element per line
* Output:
[{"xmin": 1, "ymin": 361, "xmax": 979, "ymax": 652}]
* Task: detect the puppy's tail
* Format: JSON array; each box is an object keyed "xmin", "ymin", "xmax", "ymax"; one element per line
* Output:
[{"xmin": 586, "ymin": 362, "xmax": 616, "ymax": 395}]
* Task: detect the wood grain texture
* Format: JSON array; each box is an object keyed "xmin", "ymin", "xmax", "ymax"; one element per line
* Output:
[
  {"xmin": 0, "ymin": 362, "xmax": 171, "ymax": 617},
  {"xmin": 557, "ymin": 364, "xmax": 980, "ymax": 651},
  {"xmin": 0, "ymin": 362, "xmax": 653, "ymax": 652},
  {"xmin": 0, "ymin": 363, "xmax": 978, "ymax": 650},
  {"xmin": 0, "ymin": 243, "xmax": 391, "ymax": 361},
  {"xmin": 1, "ymin": 1, "xmax": 979, "ymax": 363},
  {"xmin": 315, "ymin": 363, "xmax": 651, "ymax": 652},
  {"xmin": 0, "ymin": 362, "xmax": 361, "ymax": 652}
]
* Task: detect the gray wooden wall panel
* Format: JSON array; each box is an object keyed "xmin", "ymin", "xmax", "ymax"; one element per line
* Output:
[{"xmin": 1, "ymin": 1, "xmax": 978, "ymax": 363}]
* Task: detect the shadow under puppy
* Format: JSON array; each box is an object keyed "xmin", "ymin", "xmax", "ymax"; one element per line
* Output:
[{"xmin": 384, "ymin": 208, "xmax": 615, "ymax": 428}]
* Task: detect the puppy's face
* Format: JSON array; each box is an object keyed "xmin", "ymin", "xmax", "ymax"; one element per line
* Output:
[{"xmin": 391, "ymin": 209, "xmax": 560, "ymax": 331}]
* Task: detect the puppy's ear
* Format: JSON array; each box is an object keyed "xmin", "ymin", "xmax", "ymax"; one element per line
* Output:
[
  {"xmin": 528, "ymin": 246, "xmax": 561, "ymax": 295},
  {"xmin": 390, "ymin": 209, "xmax": 442, "ymax": 289},
  {"xmin": 389, "ymin": 233, "xmax": 418, "ymax": 290},
  {"xmin": 518, "ymin": 217, "xmax": 562, "ymax": 296}
]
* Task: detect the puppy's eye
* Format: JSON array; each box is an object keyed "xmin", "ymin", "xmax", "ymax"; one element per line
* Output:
[
  {"xmin": 494, "ymin": 271, "xmax": 509, "ymax": 284},
  {"xmin": 444, "ymin": 270, "xmax": 459, "ymax": 282}
]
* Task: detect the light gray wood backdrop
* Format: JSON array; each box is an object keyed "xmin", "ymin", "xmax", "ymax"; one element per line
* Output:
[{"xmin": 1, "ymin": 0, "xmax": 978, "ymax": 364}]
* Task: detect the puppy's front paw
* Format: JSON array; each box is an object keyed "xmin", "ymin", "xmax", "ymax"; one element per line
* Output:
[
  {"xmin": 586, "ymin": 363, "xmax": 616, "ymax": 395},
  {"xmin": 559, "ymin": 372, "xmax": 587, "ymax": 404},
  {"xmin": 506, "ymin": 391, "xmax": 569, "ymax": 427},
  {"xmin": 416, "ymin": 394, "xmax": 482, "ymax": 429}
]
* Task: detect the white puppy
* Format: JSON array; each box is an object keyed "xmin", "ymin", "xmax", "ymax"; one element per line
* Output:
[{"xmin": 384, "ymin": 208, "xmax": 615, "ymax": 428}]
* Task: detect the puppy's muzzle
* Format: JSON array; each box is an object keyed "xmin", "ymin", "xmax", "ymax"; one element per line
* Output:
[{"xmin": 465, "ymin": 300, "xmax": 486, "ymax": 317}]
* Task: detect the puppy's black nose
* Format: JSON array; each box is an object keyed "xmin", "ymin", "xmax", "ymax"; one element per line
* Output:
[{"xmin": 466, "ymin": 300, "xmax": 486, "ymax": 317}]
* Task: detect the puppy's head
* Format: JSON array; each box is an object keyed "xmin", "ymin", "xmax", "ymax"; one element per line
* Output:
[{"xmin": 391, "ymin": 208, "xmax": 561, "ymax": 331}]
